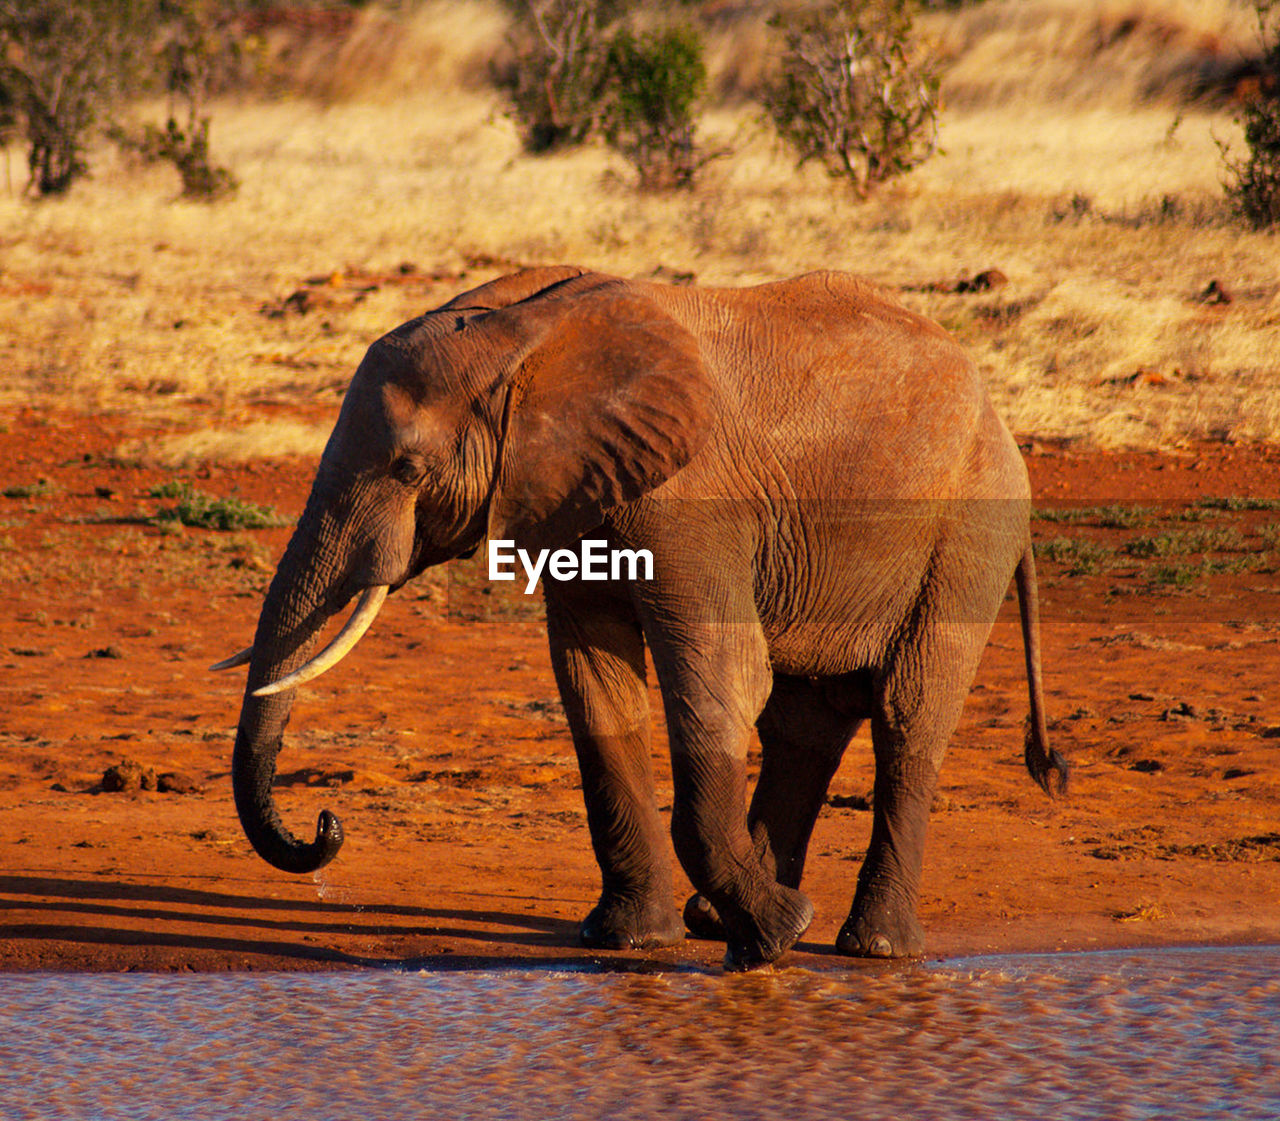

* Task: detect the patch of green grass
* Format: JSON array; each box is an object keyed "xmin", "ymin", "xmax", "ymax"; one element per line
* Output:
[
  {"xmin": 149, "ymin": 482, "xmax": 288, "ymax": 532},
  {"xmin": 1210, "ymin": 554, "xmax": 1273, "ymax": 575},
  {"xmin": 1146, "ymin": 562, "xmax": 1202, "ymax": 589},
  {"xmin": 1144, "ymin": 554, "xmax": 1271, "ymax": 589},
  {"xmin": 1032, "ymin": 507, "xmax": 1083, "ymax": 523},
  {"xmin": 1122, "ymin": 526, "xmax": 1252, "ymax": 557},
  {"xmin": 1034, "ymin": 537, "xmax": 1115, "ymax": 575},
  {"xmin": 1175, "ymin": 506, "xmax": 1218, "ymax": 522},
  {"xmin": 1196, "ymin": 497, "xmax": 1280, "ymax": 512},
  {"xmin": 1033, "ymin": 504, "xmax": 1156, "ymax": 528},
  {"xmin": 147, "ymin": 481, "xmax": 190, "ymax": 500},
  {"xmin": 2, "ymin": 479, "xmax": 55, "ymax": 500}
]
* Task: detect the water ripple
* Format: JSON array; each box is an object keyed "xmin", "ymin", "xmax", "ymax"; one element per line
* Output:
[{"xmin": 0, "ymin": 946, "xmax": 1276, "ymax": 1120}]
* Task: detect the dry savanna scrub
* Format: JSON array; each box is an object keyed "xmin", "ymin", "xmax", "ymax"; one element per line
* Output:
[{"xmin": 0, "ymin": 0, "xmax": 1275, "ymax": 457}]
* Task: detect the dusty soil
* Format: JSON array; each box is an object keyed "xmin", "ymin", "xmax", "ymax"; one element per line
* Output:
[{"xmin": 3, "ymin": 406, "xmax": 1280, "ymax": 973}]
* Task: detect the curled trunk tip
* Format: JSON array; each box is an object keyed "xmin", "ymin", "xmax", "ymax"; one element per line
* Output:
[{"xmin": 233, "ymin": 725, "xmax": 346, "ymax": 873}]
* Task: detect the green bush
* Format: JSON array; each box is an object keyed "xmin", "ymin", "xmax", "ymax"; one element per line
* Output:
[
  {"xmin": 124, "ymin": 116, "xmax": 238, "ymax": 200},
  {"xmin": 497, "ymin": 0, "xmax": 625, "ymax": 153},
  {"xmin": 496, "ymin": 2, "xmax": 713, "ymax": 189},
  {"xmin": 762, "ymin": 0, "xmax": 942, "ymax": 199},
  {"xmin": 111, "ymin": 0, "xmax": 241, "ymax": 200},
  {"xmin": 1222, "ymin": 3, "xmax": 1280, "ymax": 228},
  {"xmin": 602, "ymin": 25, "xmax": 708, "ymax": 190}
]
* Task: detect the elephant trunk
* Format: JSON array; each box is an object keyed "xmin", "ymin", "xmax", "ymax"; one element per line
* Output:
[
  {"xmin": 230, "ymin": 515, "xmax": 355, "ymax": 875},
  {"xmin": 232, "ymin": 698, "xmax": 344, "ymax": 874}
]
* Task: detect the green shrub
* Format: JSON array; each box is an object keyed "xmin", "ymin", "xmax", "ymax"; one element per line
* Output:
[
  {"xmin": 496, "ymin": 0, "xmax": 625, "ymax": 153},
  {"xmin": 1222, "ymin": 2, "xmax": 1280, "ymax": 228},
  {"xmin": 123, "ymin": 116, "xmax": 237, "ymax": 200},
  {"xmin": 762, "ymin": 0, "xmax": 942, "ymax": 198},
  {"xmin": 602, "ymin": 25, "xmax": 708, "ymax": 190},
  {"xmin": 112, "ymin": 0, "xmax": 240, "ymax": 199}
]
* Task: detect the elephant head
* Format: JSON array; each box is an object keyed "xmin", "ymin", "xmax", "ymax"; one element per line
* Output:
[{"xmin": 217, "ymin": 267, "xmax": 712, "ymax": 874}]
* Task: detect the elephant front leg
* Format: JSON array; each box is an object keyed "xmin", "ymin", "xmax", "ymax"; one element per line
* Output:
[
  {"xmin": 647, "ymin": 619, "xmax": 813, "ymax": 970},
  {"xmin": 684, "ymin": 674, "xmax": 863, "ymax": 941},
  {"xmin": 667, "ymin": 717, "xmax": 816, "ymax": 970},
  {"xmin": 544, "ymin": 586, "xmax": 683, "ymax": 950}
]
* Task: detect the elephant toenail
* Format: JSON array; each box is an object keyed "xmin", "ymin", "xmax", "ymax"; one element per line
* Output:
[{"xmin": 869, "ymin": 935, "xmax": 893, "ymax": 957}]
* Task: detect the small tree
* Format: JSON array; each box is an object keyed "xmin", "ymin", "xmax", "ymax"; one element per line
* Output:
[
  {"xmin": 1222, "ymin": 1, "xmax": 1280, "ymax": 229},
  {"xmin": 0, "ymin": 0, "xmax": 237, "ymax": 199},
  {"xmin": 763, "ymin": 0, "xmax": 942, "ymax": 199},
  {"xmin": 497, "ymin": 0, "xmax": 627, "ymax": 153},
  {"xmin": 602, "ymin": 25, "xmax": 708, "ymax": 189},
  {"xmin": 0, "ymin": 0, "xmax": 158, "ymax": 195},
  {"xmin": 124, "ymin": 0, "xmax": 240, "ymax": 199},
  {"xmin": 127, "ymin": 116, "xmax": 238, "ymax": 200}
]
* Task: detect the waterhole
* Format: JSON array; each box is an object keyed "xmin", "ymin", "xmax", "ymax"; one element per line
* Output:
[{"xmin": 2, "ymin": 945, "xmax": 1276, "ymax": 1120}]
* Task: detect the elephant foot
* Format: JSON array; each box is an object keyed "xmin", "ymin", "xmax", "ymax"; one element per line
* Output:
[
  {"xmin": 835, "ymin": 899, "xmax": 925, "ymax": 959},
  {"xmin": 579, "ymin": 893, "xmax": 685, "ymax": 951},
  {"xmin": 682, "ymin": 893, "xmax": 726, "ymax": 941},
  {"xmin": 722, "ymin": 885, "xmax": 814, "ymax": 972}
]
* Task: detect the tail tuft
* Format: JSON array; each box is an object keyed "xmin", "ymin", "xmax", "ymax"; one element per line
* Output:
[{"xmin": 1024, "ymin": 718, "xmax": 1069, "ymax": 797}]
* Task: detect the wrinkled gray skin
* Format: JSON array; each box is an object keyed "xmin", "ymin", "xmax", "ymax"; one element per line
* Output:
[{"xmin": 227, "ymin": 267, "xmax": 1067, "ymax": 970}]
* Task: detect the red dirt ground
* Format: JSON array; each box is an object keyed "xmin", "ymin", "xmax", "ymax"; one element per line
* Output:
[{"xmin": 2, "ymin": 405, "xmax": 1279, "ymax": 973}]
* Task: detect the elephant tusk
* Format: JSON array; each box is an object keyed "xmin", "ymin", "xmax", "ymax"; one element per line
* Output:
[
  {"xmin": 210, "ymin": 646, "xmax": 253, "ymax": 672},
  {"xmin": 253, "ymin": 585, "xmax": 390, "ymax": 698}
]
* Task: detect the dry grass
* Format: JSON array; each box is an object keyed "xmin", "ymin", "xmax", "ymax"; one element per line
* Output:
[
  {"xmin": 934, "ymin": 0, "xmax": 1259, "ymax": 108},
  {"xmin": 129, "ymin": 422, "xmax": 333, "ymax": 467},
  {"xmin": 0, "ymin": 0, "xmax": 1276, "ymax": 455}
]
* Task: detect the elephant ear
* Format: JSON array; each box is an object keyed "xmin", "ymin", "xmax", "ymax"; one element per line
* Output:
[
  {"xmin": 438, "ymin": 265, "xmax": 591, "ymax": 313},
  {"xmin": 486, "ymin": 279, "xmax": 713, "ymax": 553}
]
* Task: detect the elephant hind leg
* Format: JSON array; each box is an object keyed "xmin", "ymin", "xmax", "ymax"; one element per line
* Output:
[
  {"xmin": 837, "ymin": 619, "xmax": 998, "ymax": 960},
  {"xmin": 684, "ymin": 673, "xmax": 866, "ymax": 941},
  {"xmin": 751, "ymin": 673, "xmax": 869, "ymax": 888}
]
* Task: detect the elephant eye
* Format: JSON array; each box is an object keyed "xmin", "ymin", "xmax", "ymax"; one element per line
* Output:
[{"xmin": 391, "ymin": 456, "xmax": 425, "ymax": 487}]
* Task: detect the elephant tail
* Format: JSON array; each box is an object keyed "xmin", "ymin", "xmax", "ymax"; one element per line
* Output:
[{"xmin": 1016, "ymin": 545, "xmax": 1069, "ymax": 796}]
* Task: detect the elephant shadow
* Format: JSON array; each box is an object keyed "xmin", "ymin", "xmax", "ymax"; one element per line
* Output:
[{"xmin": 0, "ymin": 873, "xmax": 610, "ymax": 970}]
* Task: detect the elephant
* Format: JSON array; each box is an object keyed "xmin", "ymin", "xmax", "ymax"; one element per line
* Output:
[{"xmin": 214, "ymin": 265, "xmax": 1067, "ymax": 970}]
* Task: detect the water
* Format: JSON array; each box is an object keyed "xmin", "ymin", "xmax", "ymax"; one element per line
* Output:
[{"xmin": 2, "ymin": 946, "xmax": 1277, "ymax": 1121}]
